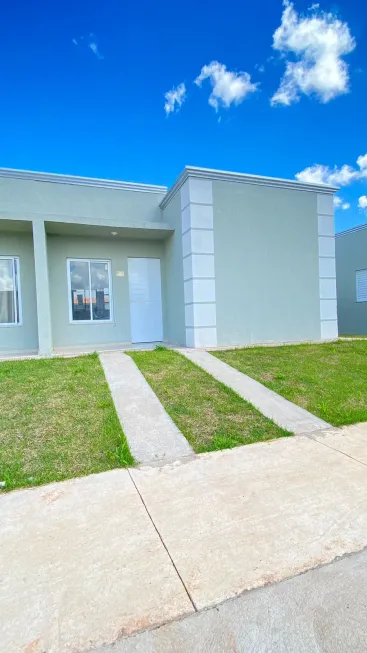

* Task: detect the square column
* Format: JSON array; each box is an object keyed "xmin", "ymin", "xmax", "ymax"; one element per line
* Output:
[
  {"xmin": 32, "ymin": 220, "xmax": 53, "ymax": 355},
  {"xmin": 317, "ymin": 194, "xmax": 338, "ymax": 339},
  {"xmin": 181, "ymin": 178, "xmax": 217, "ymax": 348}
]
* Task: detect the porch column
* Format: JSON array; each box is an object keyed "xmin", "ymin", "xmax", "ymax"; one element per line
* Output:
[{"xmin": 32, "ymin": 220, "xmax": 53, "ymax": 356}]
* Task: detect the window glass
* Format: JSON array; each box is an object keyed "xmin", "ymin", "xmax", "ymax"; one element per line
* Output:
[
  {"xmin": 91, "ymin": 261, "xmax": 111, "ymax": 321},
  {"xmin": 0, "ymin": 258, "xmax": 20, "ymax": 325},
  {"xmin": 69, "ymin": 261, "xmax": 91, "ymax": 321}
]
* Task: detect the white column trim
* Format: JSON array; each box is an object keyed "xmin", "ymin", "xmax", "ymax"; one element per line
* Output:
[
  {"xmin": 180, "ymin": 178, "xmax": 217, "ymax": 348},
  {"xmin": 317, "ymin": 194, "xmax": 338, "ymax": 340}
]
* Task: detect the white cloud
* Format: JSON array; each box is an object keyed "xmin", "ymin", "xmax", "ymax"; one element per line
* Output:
[
  {"xmin": 334, "ymin": 197, "xmax": 350, "ymax": 210},
  {"xmin": 271, "ymin": 1, "xmax": 356, "ymax": 106},
  {"xmin": 358, "ymin": 196, "xmax": 367, "ymax": 209},
  {"xmin": 195, "ymin": 61, "xmax": 258, "ymax": 111},
  {"xmin": 296, "ymin": 153, "xmax": 367, "ymax": 186},
  {"xmin": 73, "ymin": 33, "xmax": 103, "ymax": 59},
  {"xmin": 89, "ymin": 40, "xmax": 103, "ymax": 60},
  {"xmin": 164, "ymin": 83, "xmax": 186, "ymax": 115}
]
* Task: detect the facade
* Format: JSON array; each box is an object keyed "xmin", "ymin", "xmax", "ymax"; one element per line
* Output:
[
  {"xmin": 336, "ymin": 224, "xmax": 367, "ymax": 335},
  {"xmin": 0, "ymin": 166, "xmax": 338, "ymax": 356}
]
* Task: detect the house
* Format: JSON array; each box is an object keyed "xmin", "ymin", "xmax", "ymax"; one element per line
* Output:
[
  {"xmin": 336, "ymin": 224, "xmax": 367, "ymax": 335},
  {"xmin": 0, "ymin": 165, "xmax": 338, "ymax": 356}
]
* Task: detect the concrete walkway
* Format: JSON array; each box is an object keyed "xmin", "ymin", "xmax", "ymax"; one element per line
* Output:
[
  {"xmin": 95, "ymin": 547, "xmax": 367, "ymax": 653},
  {"xmin": 99, "ymin": 351, "xmax": 193, "ymax": 464},
  {"xmin": 2, "ymin": 423, "xmax": 367, "ymax": 653},
  {"xmin": 180, "ymin": 348, "xmax": 330, "ymax": 434}
]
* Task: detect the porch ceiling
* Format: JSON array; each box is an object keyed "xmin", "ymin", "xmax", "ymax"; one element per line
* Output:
[
  {"xmin": 0, "ymin": 219, "xmax": 32, "ymax": 232},
  {"xmin": 45, "ymin": 220, "xmax": 174, "ymax": 240}
]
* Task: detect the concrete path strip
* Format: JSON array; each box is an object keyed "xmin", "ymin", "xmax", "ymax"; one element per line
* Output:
[
  {"xmin": 131, "ymin": 432, "xmax": 367, "ymax": 611},
  {"xmin": 0, "ymin": 470, "xmax": 194, "ymax": 653},
  {"xmin": 99, "ymin": 351, "xmax": 193, "ymax": 464},
  {"xmin": 180, "ymin": 348, "xmax": 330, "ymax": 434},
  {"xmin": 93, "ymin": 547, "xmax": 367, "ymax": 653}
]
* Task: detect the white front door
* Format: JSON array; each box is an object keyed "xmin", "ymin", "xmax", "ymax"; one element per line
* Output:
[{"xmin": 128, "ymin": 258, "xmax": 163, "ymax": 343}]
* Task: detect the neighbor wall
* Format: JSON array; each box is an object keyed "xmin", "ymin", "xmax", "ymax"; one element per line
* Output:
[{"xmin": 336, "ymin": 226, "xmax": 367, "ymax": 335}]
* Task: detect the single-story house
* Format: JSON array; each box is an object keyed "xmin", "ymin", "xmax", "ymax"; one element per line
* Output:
[
  {"xmin": 0, "ymin": 165, "xmax": 338, "ymax": 356},
  {"xmin": 336, "ymin": 223, "xmax": 367, "ymax": 335}
]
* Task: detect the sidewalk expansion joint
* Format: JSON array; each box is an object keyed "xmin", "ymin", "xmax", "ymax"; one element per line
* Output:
[
  {"xmin": 307, "ymin": 434, "xmax": 367, "ymax": 469},
  {"xmin": 127, "ymin": 469, "xmax": 197, "ymax": 613}
]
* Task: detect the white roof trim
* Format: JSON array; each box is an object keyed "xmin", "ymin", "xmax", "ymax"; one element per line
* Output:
[
  {"xmin": 161, "ymin": 165, "xmax": 338, "ymax": 209},
  {"xmin": 336, "ymin": 223, "xmax": 367, "ymax": 237},
  {"xmin": 0, "ymin": 167, "xmax": 167, "ymax": 194}
]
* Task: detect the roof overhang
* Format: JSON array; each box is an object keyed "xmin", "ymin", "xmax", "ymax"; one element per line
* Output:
[
  {"xmin": 0, "ymin": 167, "xmax": 167, "ymax": 194},
  {"xmin": 161, "ymin": 165, "xmax": 339, "ymax": 209}
]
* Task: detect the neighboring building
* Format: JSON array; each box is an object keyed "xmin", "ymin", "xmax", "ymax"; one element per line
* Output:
[
  {"xmin": 336, "ymin": 224, "xmax": 367, "ymax": 335},
  {"xmin": 0, "ymin": 166, "xmax": 338, "ymax": 356}
]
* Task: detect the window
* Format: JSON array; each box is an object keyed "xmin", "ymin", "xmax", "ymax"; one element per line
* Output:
[
  {"xmin": 67, "ymin": 259, "xmax": 113, "ymax": 322},
  {"xmin": 356, "ymin": 269, "xmax": 367, "ymax": 303},
  {"xmin": 0, "ymin": 257, "xmax": 21, "ymax": 326}
]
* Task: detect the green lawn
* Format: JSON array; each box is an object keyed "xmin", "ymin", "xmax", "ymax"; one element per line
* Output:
[
  {"xmin": 129, "ymin": 347, "xmax": 290, "ymax": 453},
  {"xmin": 213, "ymin": 340, "xmax": 367, "ymax": 426},
  {"xmin": 0, "ymin": 354, "xmax": 133, "ymax": 491}
]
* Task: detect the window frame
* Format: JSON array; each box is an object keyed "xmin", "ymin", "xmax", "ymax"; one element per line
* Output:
[
  {"xmin": 67, "ymin": 258, "xmax": 114, "ymax": 324},
  {"xmin": 0, "ymin": 256, "xmax": 22, "ymax": 327},
  {"xmin": 356, "ymin": 268, "xmax": 367, "ymax": 303}
]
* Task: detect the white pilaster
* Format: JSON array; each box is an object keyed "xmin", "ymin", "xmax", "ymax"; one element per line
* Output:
[
  {"xmin": 181, "ymin": 178, "xmax": 217, "ymax": 348},
  {"xmin": 317, "ymin": 194, "xmax": 338, "ymax": 340}
]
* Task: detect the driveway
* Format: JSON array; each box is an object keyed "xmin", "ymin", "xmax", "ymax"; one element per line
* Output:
[{"xmin": 1, "ymin": 423, "xmax": 367, "ymax": 652}]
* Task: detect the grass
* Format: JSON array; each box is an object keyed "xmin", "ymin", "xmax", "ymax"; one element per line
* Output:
[
  {"xmin": 0, "ymin": 353, "xmax": 134, "ymax": 491},
  {"xmin": 128, "ymin": 347, "xmax": 290, "ymax": 454},
  {"xmin": 213, "ymin": 340, "xmax": 367, "ymax": 427}
]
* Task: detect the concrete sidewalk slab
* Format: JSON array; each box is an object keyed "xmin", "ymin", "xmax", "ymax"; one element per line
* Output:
[
  {"xmin": 99, "ymin": 351, "xmax": 193, "ymax": 464},
  {"xmin": 180, "ymin": 349, "xmax": 330, "ymax": 434},
  {"xmin": 0, "ymin": 470, "xmax": 194, "ymax": 653},
  {"xmin": 93, "ymin": 547, "xmax": 367, "ymax": 653},
  {"xmin": 310, "ymin": 421, "xmax": 367, "ymax": 465},
  {"xmin": 131, "ymin": 434, "xmax": 367, "ymax": 611}
]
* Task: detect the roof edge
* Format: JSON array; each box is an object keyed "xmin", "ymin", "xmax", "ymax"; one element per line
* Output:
[
  {"xmin": 336, "ymin": 223, "xmax": 367, "ymax": 237},
  {"xmin": 160, "ymin": 165, "xmax": 338, "ymax": 209},
  {"xmin": 0, "ymin": 168, "xmax": 167, "ymax": 194}
]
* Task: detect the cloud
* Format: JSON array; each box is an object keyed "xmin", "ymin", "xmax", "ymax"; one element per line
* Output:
[
  {"xmin": 164, "ymin": 83, "xmax": 186, "ymax": 115},
  {"xmin": 271, "ymin": 1, "xmax": 356, "ymax": 106},
  {"xmin": 195, "ymin": 61, "xmax": 258, "ymax": 111},
  {"xmin": 255, "ymin": 64, "xmax": 265, "ymax": 73},
  {"xmin": 358, "ymin": 196, "xmax": 367, "ymax": 209},
  {"xmin": 333, "ymin": 196, "xmax": 350, "ymax": 210},
  {"xmin": 296, "ymin": 153, "xmax": 367, "ymax": 186},
  {"xmin": 73, "ymin": 33, "xmax": 103, "ymax": 59}
]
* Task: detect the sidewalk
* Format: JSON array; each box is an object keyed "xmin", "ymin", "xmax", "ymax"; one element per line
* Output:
[{"xmin": 1, "ymin": 424, "xmax": 367, "ymax": 653}]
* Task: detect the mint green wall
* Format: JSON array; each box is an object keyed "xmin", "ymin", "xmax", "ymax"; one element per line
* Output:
[
  {"xmin": 0, "ymin": 232, "xmax": 38, "ymax": 353},
  {"xmin": 336, "ymin": 228, "xmax": 367, "ymax": 335},
  {"xmin": 213, "ymin": 180, "xmax": 321, "ymax": 345},
  {"xmin": 0, "ymin": 177, "xmax": 165, "ymax": 225},
  {"xmin": 47, "ymin": 235, "xmax": 166, "ymax": 348},
  {"xmin": 162, "ymin": 191, "xmax": 186, "ymax": 345}
]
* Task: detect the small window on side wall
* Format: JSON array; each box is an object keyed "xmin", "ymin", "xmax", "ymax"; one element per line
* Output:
[
  {"xmin": 0, "ymin": 257, "xmax": 21, "ymax": 326},
  {"xmin": 356, "ymin": 269, "xmax": 367, "ymax": 302},
  {"xmin": 67, "ymin": 259, "xmax": 113, "ymax": 322}
]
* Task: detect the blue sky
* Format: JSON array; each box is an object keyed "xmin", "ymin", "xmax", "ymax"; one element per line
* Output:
[{"xmin": 1, "ymin": 0, "xmax": 366, "ymax": 232}]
